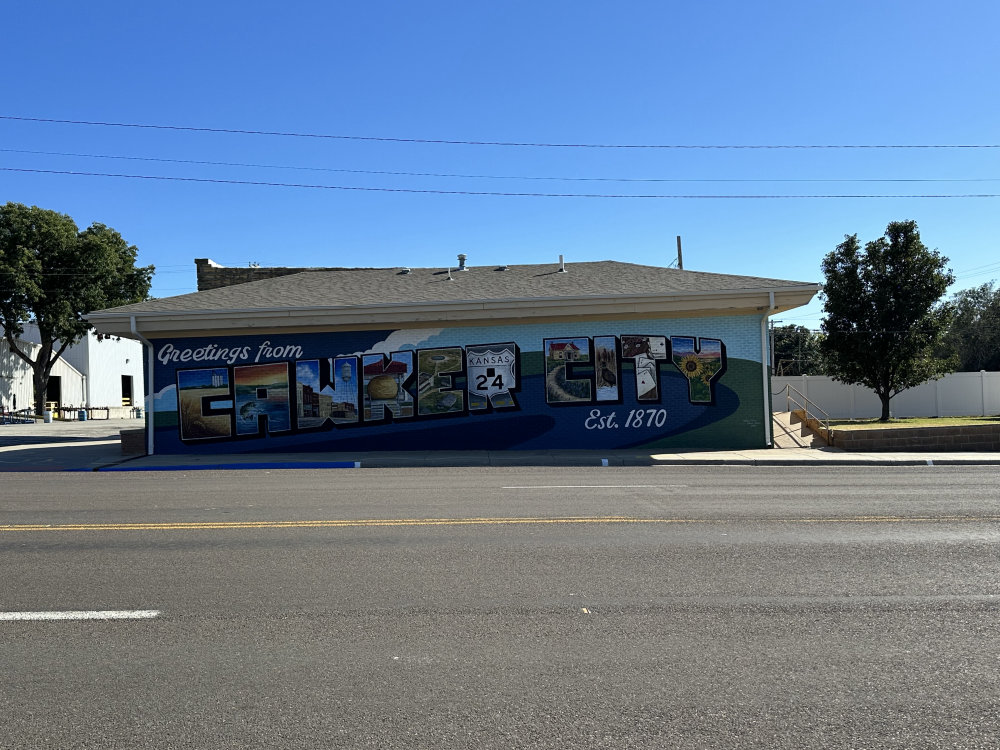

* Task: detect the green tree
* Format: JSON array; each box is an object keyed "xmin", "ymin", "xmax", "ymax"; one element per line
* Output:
[
  {"xmin": 772, "ymin": 324, "xmax": 824, "ymax": 375},
  {"xmin": 820, "ymin": 220, "xmax": 955, "ymax": 421},
  {"xmin": 940, "ymin": 282, "xmax": 1000, "ymax": 372},
  {"xmin": 0, "ymin": 202, "xmax": 153, "ymax": 415}
]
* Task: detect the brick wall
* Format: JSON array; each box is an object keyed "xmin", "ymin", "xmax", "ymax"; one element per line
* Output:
[
  {"xmin": 831, "ymin": 424, "xmax": 1000, "ymax": 452},
  {"xmin": 150, "ymin": 315, "xmax": 768, "ymax": 453},
  {"xmin": 195, "ymin": 258, "xmax": 318, "ymax": 291}
]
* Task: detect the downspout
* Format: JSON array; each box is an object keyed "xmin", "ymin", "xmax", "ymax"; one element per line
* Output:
[
  {"xmin": 84, "ymin": 333, "xmax": 92, "ymax": 406},
  {"xmin": 761, "ymin": 292, "xmax": 776, "ymax": 447},
  {"xmin": 130, "ymin": 315, "xmax": 154, "ymax": 456}
]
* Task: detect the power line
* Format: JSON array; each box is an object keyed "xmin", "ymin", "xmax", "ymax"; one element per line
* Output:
[
  {"xmin": 4, "ymin": 167, "xmax": 1000, "ymax": 199},
  {"xmin": 3, "ymin": 147, "xmax": 998, "ymax": 185},
  {"xmin": 956, "ymin": 270, "xmax": 1000, "ymax": 282},
  {"xmin": 954, "ymin": 260, "xmax": 1000, "ymax": 274},
  {"xmin": 3, "ymin": 115, "xmax": 999, "ymax": 149}
]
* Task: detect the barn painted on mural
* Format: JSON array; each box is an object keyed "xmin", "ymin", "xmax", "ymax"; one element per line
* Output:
[{"xmin": 86, "ymin": 257, "xmax": 820, "ymax": 455}]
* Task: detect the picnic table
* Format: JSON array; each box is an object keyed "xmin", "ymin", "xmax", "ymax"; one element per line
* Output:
[
  {"xmin": 1, "ymin": 409, "xmax": 35, "ymax": 425},
  {"xmin": 57, "ymin": 406, "xmax": 111, "ymax": 420}
]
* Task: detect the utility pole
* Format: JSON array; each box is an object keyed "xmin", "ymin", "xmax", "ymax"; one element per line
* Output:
[{"xmin": 675, "ymin": 236, "xmax": 684, "ymax": 270}]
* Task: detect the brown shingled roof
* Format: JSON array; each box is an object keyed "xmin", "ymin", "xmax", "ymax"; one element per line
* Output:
[{"xmin": 98, "ymin": 260, "xmax": 817, "ymax": 315}]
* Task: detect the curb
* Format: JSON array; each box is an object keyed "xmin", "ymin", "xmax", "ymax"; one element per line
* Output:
[
  {"xmin": 94, "ymin": 460, "xmax": 361, "ymax": 472},
  {"xmin": 78, "ymin": 456, "xmax": 1000, "ymax": 471}
]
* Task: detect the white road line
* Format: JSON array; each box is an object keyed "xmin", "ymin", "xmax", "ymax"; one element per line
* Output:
[
  {"xmin": 500, "ymin": 484, "xmax": 687, "ymax": 490},
  {"xmin": 0, "ymin": 610, "xmax": 160, "ymax": 621}
]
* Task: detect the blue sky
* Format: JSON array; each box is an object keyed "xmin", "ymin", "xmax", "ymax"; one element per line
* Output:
[{"xmin": 2, "ymin": 1, "xmax": 998, "ymax": 328}]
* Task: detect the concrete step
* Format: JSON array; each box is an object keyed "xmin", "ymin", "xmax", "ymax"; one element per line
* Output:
[{"xmin": 772, "ymin": 411, "xmax": 828, "ymax": 449}]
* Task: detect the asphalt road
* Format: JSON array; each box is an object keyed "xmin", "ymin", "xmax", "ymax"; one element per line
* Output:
[{"xmin": 2, "ymin": 466, "xmax": 999, "ymax": 749}]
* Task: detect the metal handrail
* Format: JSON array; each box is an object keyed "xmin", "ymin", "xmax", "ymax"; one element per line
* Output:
[{"xmin": 772, "ymin": 383, "xmax": 833, "ymax": 446}]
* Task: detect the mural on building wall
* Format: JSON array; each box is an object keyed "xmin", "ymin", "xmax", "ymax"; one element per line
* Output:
[{"xmin": 151, "ymin": 318, "xmax": 763, "ymax": 453}]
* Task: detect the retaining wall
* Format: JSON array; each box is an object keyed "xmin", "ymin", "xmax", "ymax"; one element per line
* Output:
[{"xmin": 829, "ymin": 424, "xmax": 1000, "ymax": 452}]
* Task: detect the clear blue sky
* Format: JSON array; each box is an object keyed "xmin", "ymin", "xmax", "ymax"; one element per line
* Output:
[{"xmin": 3, "ymin": 1, "xmax": 998, "ymax": 328}]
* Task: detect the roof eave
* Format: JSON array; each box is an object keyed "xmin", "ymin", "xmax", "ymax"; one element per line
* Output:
[{"xmin": 88, "ymin": 285, "xmax": 821, "ymax": 339}]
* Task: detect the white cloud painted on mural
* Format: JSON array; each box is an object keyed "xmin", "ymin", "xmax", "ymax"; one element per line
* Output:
[
  {"xmin": 354, "ymin": 329, "xmax": 443, "ymax": 356},
  {"xmin": 154, "ymin": 384, "xmax": 178, "ymax": 410}
]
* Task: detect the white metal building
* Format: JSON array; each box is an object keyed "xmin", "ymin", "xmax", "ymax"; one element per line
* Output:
[{"xmin": 1, "ymin": 324, "xmax": 145, "ymax": 417}]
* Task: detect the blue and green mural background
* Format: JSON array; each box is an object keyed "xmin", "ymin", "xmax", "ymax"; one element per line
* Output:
[{"xmin": 149, "ymin": 315, "xmax": 768, "ymax": 453}]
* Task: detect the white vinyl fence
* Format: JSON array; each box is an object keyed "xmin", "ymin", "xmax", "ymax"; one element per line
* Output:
[{"xmin": 772, "ymin": 372, "xmax": 1000, "ymax": 419}]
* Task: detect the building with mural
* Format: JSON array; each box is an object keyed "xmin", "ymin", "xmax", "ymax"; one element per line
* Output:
[{"xmin": 86, "ymin": 258, "xmax": 819, "ymax": 455}]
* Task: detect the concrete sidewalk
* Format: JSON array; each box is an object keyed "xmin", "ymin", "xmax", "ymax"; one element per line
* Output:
[
  {"xmin": 0, "ymin": 418, "xmax": 131, "ymax": 471},
  {"xmin": 2, "ymin": 418, "xmax": 999, "ymax": 471},
  {"xmin": 107, "ymin": 446, "xmax": 1000, "ymax": 470}
]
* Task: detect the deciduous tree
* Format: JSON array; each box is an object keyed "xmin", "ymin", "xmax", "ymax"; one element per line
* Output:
[
  {"xmin": 0, "ymin": 202, "xmax": 153, "ymax": 415},
  {"xmin": 941, "ymin": 282, "xmax": 1000, "ymax": 372},
  {"xmin": 772, "ymin": 324, "xmax": 824, "ymax": 376},
  {"xmin": 820, "ymin": 220, "xmax": 955, "ymax": 421}
]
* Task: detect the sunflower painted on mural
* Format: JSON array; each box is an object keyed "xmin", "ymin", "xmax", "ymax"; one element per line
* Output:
[
  {"xmin": 698, "ymin": 358, "xmax": 721, "ymax": 383},
  {"xmin": 681, "ymin": 356, "xmax": 712, "ymax": 401},
  {"xmin": 671, "ymin": 336, "xmax": 725, "ymax": 404},
  {"xmin": 679, "ymin": 355, "xmax": 703, "ymax": 379}
]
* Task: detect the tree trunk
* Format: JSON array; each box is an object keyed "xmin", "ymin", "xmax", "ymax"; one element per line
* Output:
[
  {"xmin": 32, "ymin": 342, "xmax": 55, "ymax": 417},
  {"xmin": 879, "ymin": 392, "xmax": 892, "ymax": 422},
  {"xmin": 2, "ymin": 331, "xmax": 66, "ymax": 418},
  {"xmin": 33, "ymin": 366, "xmax": 49, "ymax": 417}
]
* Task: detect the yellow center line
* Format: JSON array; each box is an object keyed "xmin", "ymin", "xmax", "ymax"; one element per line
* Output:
[{"xmin": 1, "ymin": 515, "xmax": 998, "ymax": 532}]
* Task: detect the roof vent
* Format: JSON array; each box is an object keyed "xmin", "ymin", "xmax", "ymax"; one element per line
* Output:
[
  {"xmin": 447, "ymin": 267, "xmax": 454, "ymax": 280},
  {"xmin": 497, "ymin": 264, "xmax": 509, "ymax": 271},
  {"xmin": 398, "ymin": 267, "xmax": 411, "ymax": 275},
  {"xmin": 457, "ymin": 253, "xmax": 468, "ymax": 271},
  {"xmin": 558, "ymin": 254, "xmax": 566, "ymax": 273}
]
